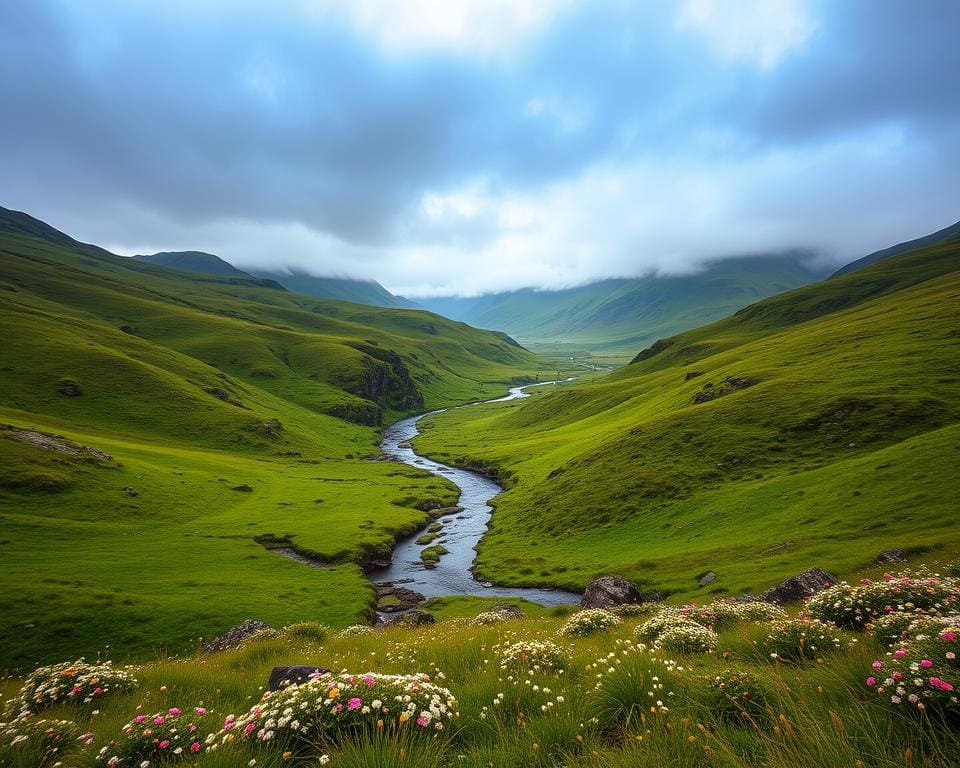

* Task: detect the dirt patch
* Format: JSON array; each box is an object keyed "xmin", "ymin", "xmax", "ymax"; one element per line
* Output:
[{"xmin": 7, "ymin": 425, "xmax": 112, "ymax": 461}]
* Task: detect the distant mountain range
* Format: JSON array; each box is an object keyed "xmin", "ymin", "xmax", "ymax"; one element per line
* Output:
[
  {"xmin": 420, "ymin": 255, "xmax": 829, "ymax": 352},
  {"xmin": 134, "ymin": 250, "xmax": 251, "ymax": 277},
  {"xmin": 831, "ymin": 218, "xmax": 960, "ymax": 277}
]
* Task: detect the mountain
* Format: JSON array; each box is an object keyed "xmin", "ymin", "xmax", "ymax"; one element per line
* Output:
[
  {"xmin": 250, "ymin": 269, "xmax": 421, "ymax": 309},
  {"xmin": 832, "ymin": 218, "xmax": 960, "ymax": 277},
  {"xmin": 420, "ymin": 254, "xmax": 826, "ymax": 354},
  {"xmin": 414, "ymin": 236, "xmax": 960, "ymax": 601},
  {"xmin": 133, "ymin": 250, "xmax": 254, "ymax": 277},
  {"xmin": 0, "ymin": 206, "xmax": 542, "ymax": 667}
]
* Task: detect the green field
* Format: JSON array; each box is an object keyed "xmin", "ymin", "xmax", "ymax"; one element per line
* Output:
[
  {"xmin": 0, "ymin": 207, "xmax": 549, "ymax": 669},
  {"xmin": 414, "ymin": 238, "xmax": 960, "ymax": 599}
]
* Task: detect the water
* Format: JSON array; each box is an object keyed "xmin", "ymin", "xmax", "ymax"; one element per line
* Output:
[{"xmin": 368, "ymin": 381, "xmax": 580, "ymax": 607}]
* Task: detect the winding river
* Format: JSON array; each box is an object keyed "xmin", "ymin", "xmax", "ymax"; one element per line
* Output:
[{"xmin": 368, "ymin": 381, "xmax": 580, "ymax": 607}]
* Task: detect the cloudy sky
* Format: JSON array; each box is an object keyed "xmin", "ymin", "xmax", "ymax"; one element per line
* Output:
[{"xmin": 1, "ymin": 0, "xmax": 958, "ymax": 296}]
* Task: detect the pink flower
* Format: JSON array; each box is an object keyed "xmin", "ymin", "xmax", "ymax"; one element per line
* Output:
[
  {"xmin": 872, "ymin": 661, "xmax": 883, "ymax": 669},
  {"xmin": 894, "ymin": 649, "xmax": 906, "ymax": 658},
  {"xmin": 154, "ymin": 716, "xmax": 166, "ymax": 725},
  {"xmin": 920, "ymin": 659, "xmax": 933, "ymax": 669},
  {"xmin": 866, "ymin": 677, "xmax": 876, "ymax": 687},
  {"xmin": 244, "ymin": 722, "xmax": 256, "ymax": 734},
  {"xmin": 168, "ymin": 707, "xmax": 181, "ymax": 716},
  {"xmin": 416, "ymin": 715, "xmax": 428, "ymax": 726},
  {"xmin": 348, "ymin": 697, "xmax": 362, "ymax": 710},
  {"xmin": 942, "ymin": 631, "xmax": 956, "ymax": 642},
  {"xmin": 94, "ymin": 687, "xmax": 104, "ymax": 695},
  {"xmin": 190, "ymin": 742, "xmax": 201, "ymax": 752},
  {"xmin": 930, "ymin": 677, "xmax": 941, "ymax": 687},
  {"xmin": 941, "ymin": 681, "xmax": 954, "ymax": 692},
  {"xmin": 363, "ymin": 675, "xmax": 375, "ymax": 687},
  {"xmin": 159, "ymin": 740, "xmax": 170, "ymax": 749},
  {"xmin": 134, "ymin": 715, "xmax": 146, "ymax": 724},
  {"xmin": 195, "ymin": 707, "xmax": 206, "ymax": 715}
]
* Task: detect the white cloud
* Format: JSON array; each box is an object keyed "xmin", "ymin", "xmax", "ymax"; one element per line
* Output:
[{"xmin": 676, "ymin": 0, "xmax": 817, "ymax": 69}]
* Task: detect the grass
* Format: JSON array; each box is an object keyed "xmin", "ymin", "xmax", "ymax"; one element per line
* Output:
[
  {"xmin": 0, "ymin": 209, "xmax": 554, "ymax": 669},
  {"xmin": 413, "ymin": 238, "xmax": 960, "ymax": 600},
  {"xmin": 1, "ymin": 584, "xmax": 958, "ymax": 768}
]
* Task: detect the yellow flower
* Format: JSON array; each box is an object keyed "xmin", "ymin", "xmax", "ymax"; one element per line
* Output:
[
  {"xmin": 399, "ymin": 713, "xmax": 410, "ymax": 724},
  {"xmin": 377, "ymin": 719, "xmax": 384, "ymax": 729},
  {"xmin": 329, "ymin": 688, "xmax": 340, "ymax": 698},
  {"xmin": 283, "ymin": 752, "xmax": 292, "ymax": 761}
]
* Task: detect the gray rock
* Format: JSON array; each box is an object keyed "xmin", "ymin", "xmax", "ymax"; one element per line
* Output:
[
  {"xmin": 124, "ymin": 486, "xmax": 139, "ymax": 497},
  {"xmin": 698, "ymin": 571, "xmax": 716, "ymax": 587},
  {"xmin": 580, "ymin": 575, "xmax": 643, "ymax": 609},
  {"xmin": 57, "ymin": 380, "xmax": 82, "ymax": 397},
  {"xmin": 761, "ymin": 568, "xmax": 837, "ymax": 604},
  {"xmin": 395, "ymin": 610, "xmax": 435, "ymax": 627},
  {"xmin": 203, "ymin": 619, "xmax": 273, "ymax": 653},
  {"xmin": 491, "ymin": 602, "xmax": 525, "ymax": 619},
  {"xmin": 875, "ymin": 549, "xmax": 906, "ymax": 563},
  {"xmin": 268, "ymin": 665, "xmax": 331, "ymax": 691}
]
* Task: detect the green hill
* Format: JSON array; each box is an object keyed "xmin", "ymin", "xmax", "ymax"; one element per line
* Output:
[
  {"xmin": 421, "ymin": 254, "xmax": 825, "ymax": 357},
  {"xmin": 251, "ymin": 269, "xmax": 421, "ymax": 309},
  {"xmin": 133, "ymin": 250, "xmax": 254, "ymax": 278},
  {"xmin": 832, "ymin": 217, "xmax": 960, "ymax": 277},
  {"xmin": 414, "ymin": 236, "xmax": 960, "ymax": 599},
  {"xmin": 0, "ymin": 206, "xmax": 543, "ymax": 668}
]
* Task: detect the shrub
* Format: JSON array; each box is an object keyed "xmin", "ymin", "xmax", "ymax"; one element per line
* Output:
[
  {"xmin": 217, "ymin": 673, "xmax": 458, "ymax": 754},
  {"xmin": 636, "ymin": 608, "xmax": 702, "ymax": 643},
  {"xmin": 655, "ymin": 623, "xmax": 718, "ymax": 654},
  {"xmin": 587, "ymin": 645, "xmax": 676, "ymax": 727},
  {"xmin": 97, "ymin": 706, "xmax": 214, "ymax": 765},
  {"xmin": 0, "ymin": 713, "xmax": 82, "ymax": 767},
  {"xmin": 869, "ymin": 620, "xmax": 959, "ymax": 714},
  {"xmin": 611, "ymin": 603, "xmax": 659, "ymax": 619},
  {"xmin": 805, "ymin": 571, "xmax": 960, "ymax": 630},
  {"xmin": 764, "ymin": 618, "xmax": 843, "ymax": 662},
  {"xmin": 283, "ymin": 621, "xmax": 330, "ymax": 642},
  {"xmin": 705, "ymin": 669, "xmax": 771, "ymax": 724},
  {"xmin": 710, "ymin": 600, "xmax": 787, "ymax": 629},
  {"xmin": 10, "ymin": 660, "xmax": 137, "ymax": 713},
  {"xmin": 498, "ymin": 640, "xmax": 566, "ymax": 673},
  {"xmin": 557, "ymin": 609, "xmax": 622, "ymax": 637}
]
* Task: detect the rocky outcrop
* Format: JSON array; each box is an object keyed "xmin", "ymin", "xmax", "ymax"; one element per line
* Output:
[
  {"xmin": 342, "ymin": 343, "xmax": 424, "ymax": 412},
  {"xmin": 375, "ymin": 583, "xmax": 425, "ymax": 613},
  {"xmin": 203, "ymin": 619, "xmax": 273, "ymax": 652},
  {"xmin": 395, "ymin": 610, "xmax": 435, "ymax": 627},
  {"xmin": 698, "ymin": 571, "xmax": 716, "ymax": 587},
  {"xmin": 692, "ymin": 376, "xmax": 758, "ymax": 404},
  {"xmin": 761, "ymin": 567, "xmax": 836, "ymax": 604},
  {"xmin": 328, "ymin": 401, "xmax": 384, "ymax": 426},
  {"xmin": 268, "ymin": 665, "xmax": 331, "ymax": 691},
  {"xmin": 580, "ymin": 575, "xmax": 643, "ymax": 609},
  {"xmin": 631, "ymin": 338, "xmax": 674, "ymax": 364},
  {"xmin": 490, "ymin": 602, "xmax": 525, "ymax": 619},
  {"xmin": 57, "ymin": 379, "xmax": 82, "ymax": 397},
  {"xmin": 876, "ymin": 549, "xmax": 906, "ymax": 563}
]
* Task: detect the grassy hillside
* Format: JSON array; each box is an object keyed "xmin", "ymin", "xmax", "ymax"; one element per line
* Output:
[
  {"xmin": 133, "ymin": 250, "xmax": 255, "ymax": 278},
  {"xmin": 832, "ymin": 217, "xmax": 960, "ymax": 277},
  {"xmin": 421, "ymin": 255, "xmax": 824, "ymax": 358},
  {"xmin": 414, "ymin": 238, "xmax": 960, "ymax": 599},
  {"xmin": 2, "ymin": 564, "xmax": 959, "ymax": 768},
  {"xmin": 0, "ymin": 207, "xmax": 545, "ymax": 669}
]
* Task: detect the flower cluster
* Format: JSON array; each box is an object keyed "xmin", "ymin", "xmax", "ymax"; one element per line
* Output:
[
  {"xmin": 97, "ymin": 706, "xmax": 214, "ymax": 765},
  {"xmin": 497, "ymin": 640, "xmax": 566, "ymax": 673},
  {"xmin": 706, "ymin": 669, "xmax": 770, "ymax": 723},
  {"xmin": 655, "ymin": 622, "xmax": 718, "ymax": 654},
  {"xmin": 635, "ymin": 607, "xmax": 703, "ymax": 643},
  {"xmin": 218, "ymin": 672, "xmax": 458, "ymax": 751},
  {"xmin": 336, "ymin": 625, "xmax": 374, "ymax": 638},
  {"xmin": 611, "ymin": 603, "xmax": 658, "ymax": 619},
  {"xmin": 806, "ymin": 571, "xmax": 959, "ymax": 630},
  {"xmin": 710, "ymin": 600, "xmax": 787, "ymax": 629},
  {"xmin": 11, "ymin": 660, "xmax": 137, "ymax": 713},
  {"xmin": 0, "ymin": 711, "xmax": 82, "ymax": 767},
  {"xmin": 764, "ymin": 618, "xmax": 844, "ymax": 662},
  {"xmin": 472, "ymin": 608, "xmax": 524, "ymax": 626},
  {"xmin": 869, "ymin": 621, "xmax": 959, "ymax": 713},
  {"xmin": 557, "ymin": 609, "xmax": 622, "ymax": 637}
]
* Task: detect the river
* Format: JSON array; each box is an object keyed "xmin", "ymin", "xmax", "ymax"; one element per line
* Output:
[{"xmin": 367, "ymin": 381, "xmax": 580, "ymax": 607}]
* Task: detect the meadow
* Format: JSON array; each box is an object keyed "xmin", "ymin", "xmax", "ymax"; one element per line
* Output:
[{"xmin": 1, "ymin": 562, "xmax": 958, "ymax": 768}]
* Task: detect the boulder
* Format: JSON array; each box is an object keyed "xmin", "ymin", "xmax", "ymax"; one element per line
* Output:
[
  {"xmin": 698, "ymin": 571, "xmax": 716, "ymax": 587},
  {"xmin": 580, "ymin": 575, "xmax": 643, "ymax": 609},
  {"xmin": 57, "ymin": 380, "xmax": 82, "ymax": 397},
  {"xmin": 491, "ymin": 602, "xmax": 525, "ymax": 620},
  {"xmin": 875, "ymin": 549, "xmax": 906, "ymax": 564},
  {"xmin": 761, "ymin": 568, "xmax": 836, "ymax": 605},
  {"xmin": 268, "ymin": 665, "xmax": 331, "ymax": 691},
  {"xmin": 203, "ymin": 619, "xmax": 273, "ymax": 653},
  {"xmin": 396, "ymin": 610, "xmax": 435, "ymax": 627}
]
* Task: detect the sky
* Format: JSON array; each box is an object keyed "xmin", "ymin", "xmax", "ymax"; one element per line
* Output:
[{"xmin": 1, "ymin": 0, "xmax": 958, "ymax": 297}]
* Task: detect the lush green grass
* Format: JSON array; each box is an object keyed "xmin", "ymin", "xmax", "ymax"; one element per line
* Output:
[
  {"xmin": 1, "ymin": 587, "xmax": 957, "ymax": 768},
  {"xmin": 414, "ymin": 239, "xmax": 960, "ymax": 599},
  {"xmin": 0, "ymin": 209, "xmax": 552, "ymax": 669}
]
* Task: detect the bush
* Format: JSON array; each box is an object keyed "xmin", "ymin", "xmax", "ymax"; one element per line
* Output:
[
  {"xmin": 611, "ymin": 603, "xmax": 659, "ymax": 619},
  {"xmin": 10, "ymin": 659, "xmax": 137, "ymax": 713},
  {"xmin": 217, "ymin": 673, "xmax": 458, "ymax": 754},
  {"xmin": 869, "ymin": 620, "xmax": 959, "ymax": 714},
  {"xmin": 636, "ymin": 608, "xmax": 703, "ymax": 643},
  {"xmin": 557, "ymin": 609, "xmax": 622, "ymax": 637},
  {"xmin": 764, "ymin": 618, "xmax": 844, "ymax": 662},
  {"xmin": 0, "ymin": 713, "xmax": 82, "ymax": 767},
  {"xmin": 705, "ymin": 669, "xmax": 771, "ymax": 724},
  {"xmin": 655, "ymin": 623, "xmax": 718, "ymax": 654},
  {"xmin": 97, "ymin": 706, "xmax": 214, "ymax": 765},
  {"xmin": 805, "ymin": 571, "xmax": 960, "ymax": 630},
  {"xmin": 283, "ymin": 621, "xmax": 331, "ymax": 642},
  {"xmin": 710, "ymin": 600, "xmax": 787, "ymax": 629},
  {"xmin": 498, "ymin": 640, "xmax": 566, "ymax": 673},
  {"xmin": 337, "ymin": 625, "xmax": 375, "ymax": 638}
]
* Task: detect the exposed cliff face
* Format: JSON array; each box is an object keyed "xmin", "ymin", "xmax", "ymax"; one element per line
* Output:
[{"xmin": 337, "ymin": 343, "xmax": 424, "ymax": 417}]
